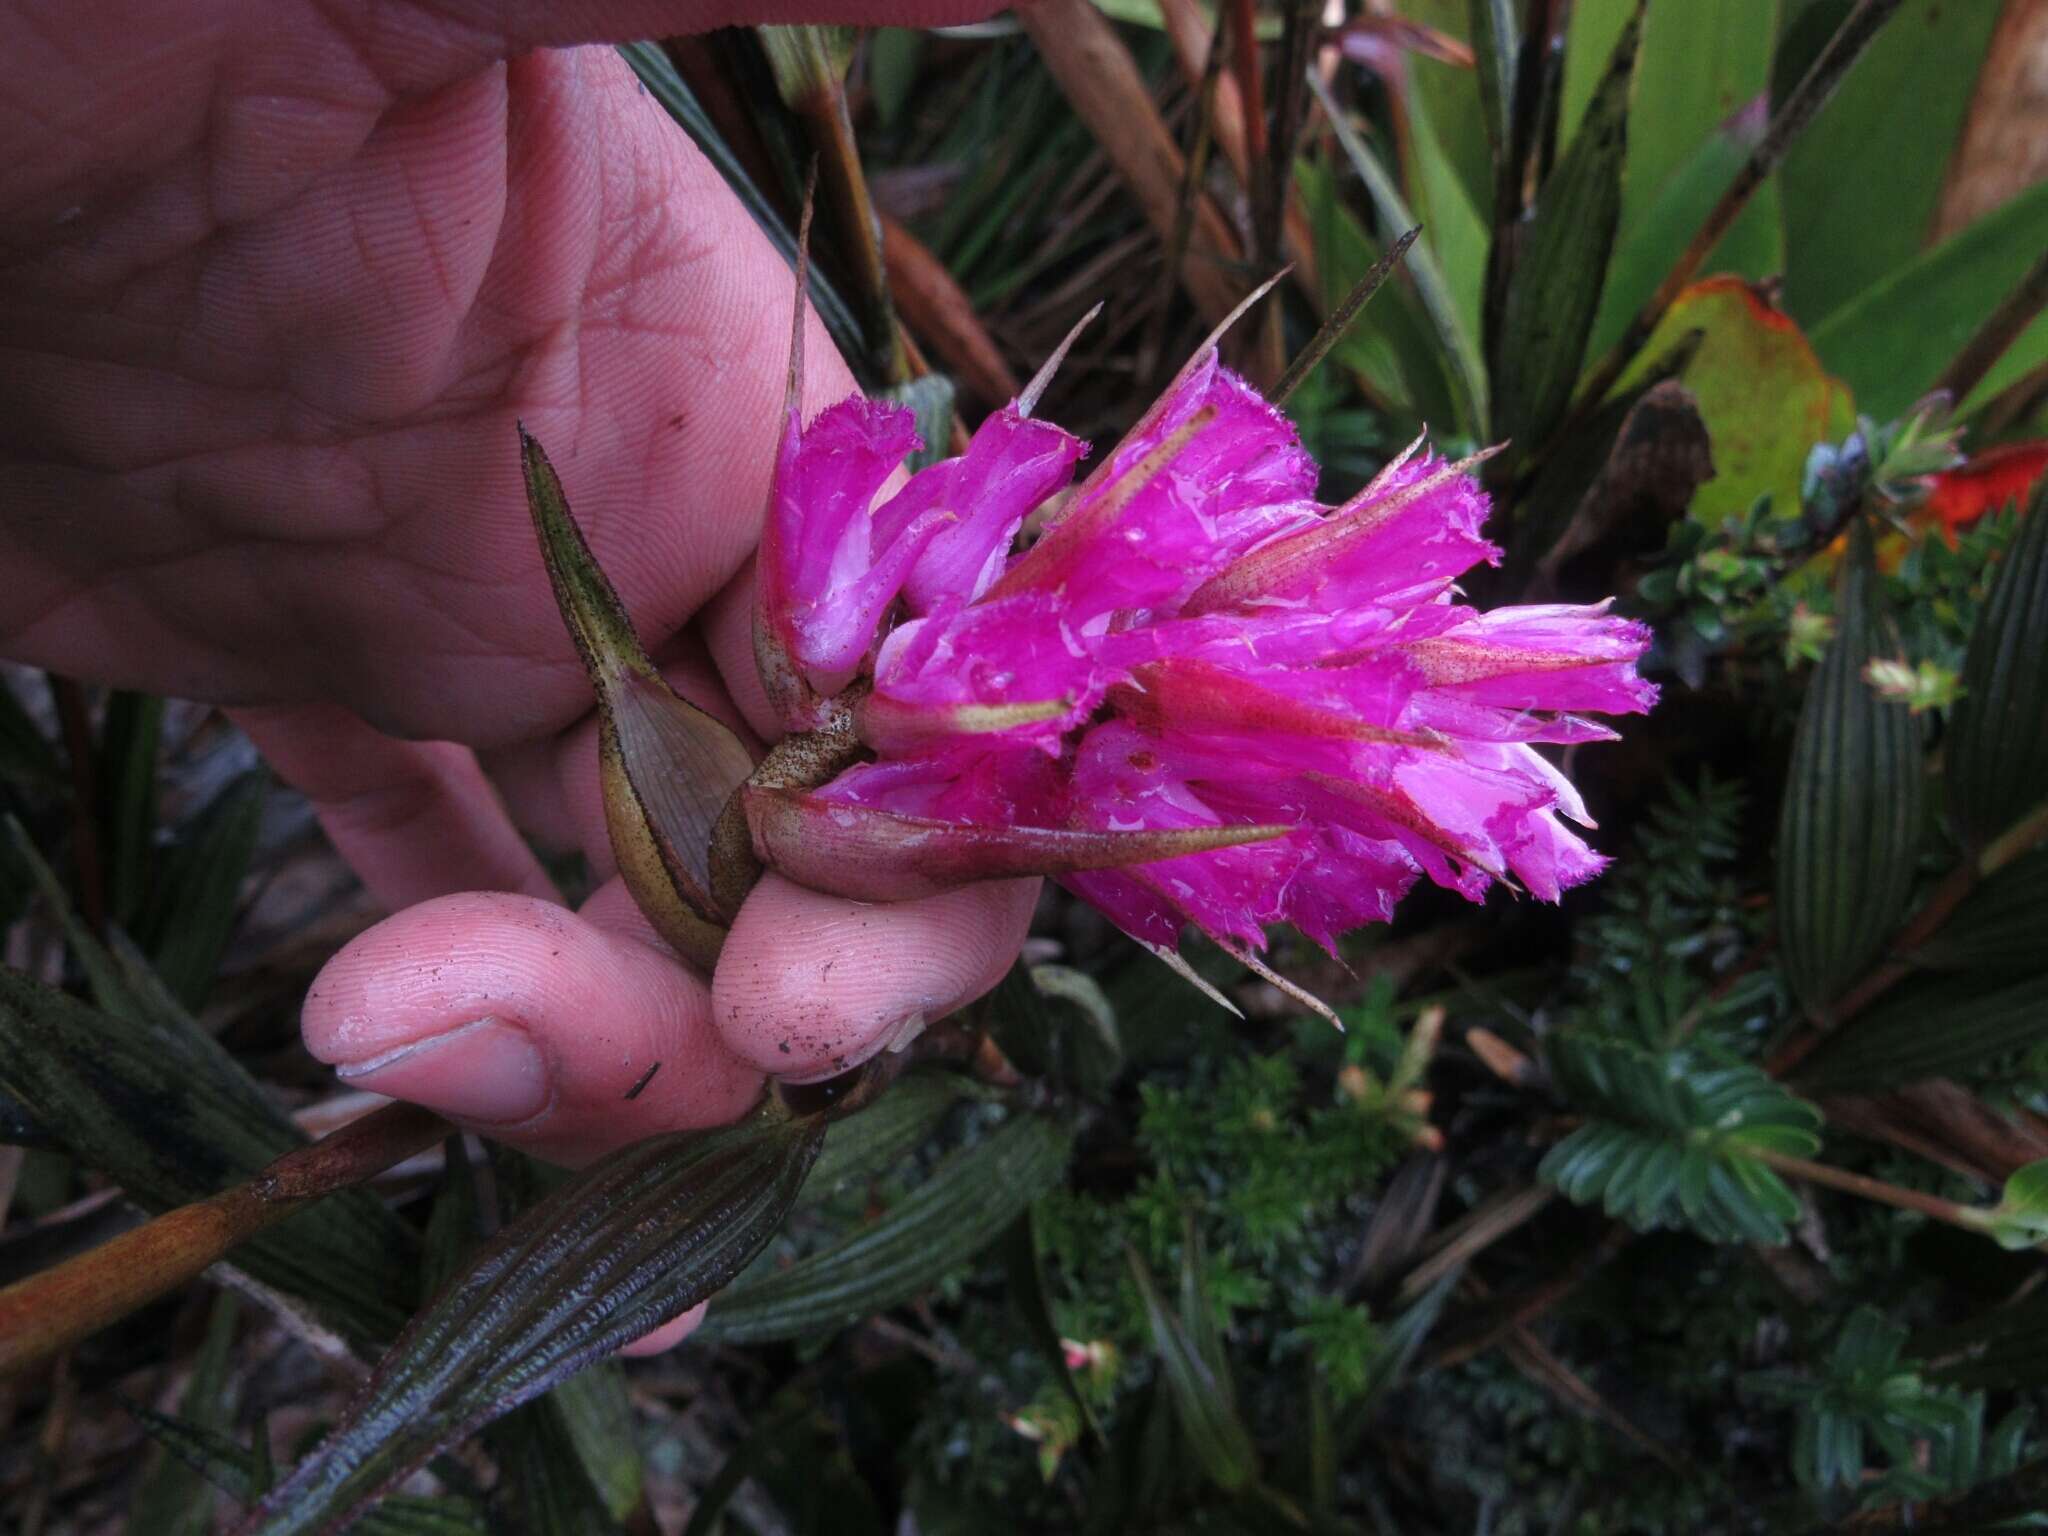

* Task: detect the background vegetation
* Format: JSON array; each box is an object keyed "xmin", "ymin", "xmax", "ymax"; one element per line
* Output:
[{"xmin": 4, "ymin": 1, "xmax": 2048, "ymax": 1530}]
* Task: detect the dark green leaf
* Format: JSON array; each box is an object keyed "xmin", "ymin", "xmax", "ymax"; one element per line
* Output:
[
  {"xmin": 1002, "ymin": 1211, "xmax": 1100, "ymax": 1441},
  {"xmin": 542, "ymin": 1366, "xmax": 644, "ymax": 1523},
  {"xmin": 138, "ymin": 767, "xmax": 266, "ymax": 1008},
  {"xmin": 679, "ymin": 1398, "xmax": 812, "ymax": 1536},
  {"xmin": 1907, "ymin": 850, "xmax": 2048, "ymax": 974},
  {"xmin": 1542, "ymin": 1036, "xmax": 1820, "ymax": 1244},
  {"xmin": 1809, "ymin": 180, "xmax": 2048, "ymax": 422},
  {"xmin": 238, "ymin": 1107, "xmax": 823, "ymax": 1536},
  {"xmin": 1127, "ymin": 1246, "xmax": 1258, "ymax": 1493},
  {"xmin": 486, "ymin": 1393, "xmax": 630, "ymax": 1536},
  {"xmin": 1307, "ymin": 69, "xmax": 1488, "ymax": 438},
  {"xmin": 132, "ymin": 1407, "xmax": 489, "ymax": 1536},
  {"xmin": 983, "ymin": 961, "xmax": 1123, "ymax": 1100},
  {"xmin": 1947, "ymin": 478, "xmax": 2048, "ymax": 851},
  {"xmin": 0, "ymin": 674, "xmax": 62, "ymax": 790},
  {"xmin": 128, "ymin": 1292, "xmax": 241, "ymax": 1536},
  {"xmin": 1776, "ymin": 525, "xmax": 1924, "ymax": 1017},
  {"xmin": 1791, "ymin": 968, "xmax": 2048, "ymax": 1094},
  {"xmin": 698, "ymin": 1110, "xmax": 1072, "ymax": 1345},
  {"xmin": 0, "ymin": 835, "xmax": 418, "ymax": 1343},
  {"xmin": 801, "ymin": 1069, "xmax": 971, "ymax": 1204},
  {"xmin": 1489, "ymin": 2, "xmax": 1640, "ymax": 459},
  {"xmin": 881, "ymin": 372, "xmax": 957, "ymax": 474},
  {"xmin": 1780, "ymin": 0, "xmax": 2001, "ymax": 325},
  {"xmin": 97, "ymin": 690, "xmax": 162, "ymax": 932}
]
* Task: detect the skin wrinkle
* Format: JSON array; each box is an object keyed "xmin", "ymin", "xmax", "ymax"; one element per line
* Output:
[{"xmin": 3, "ymin": 3, "xmax": 1028, "ymax": 1241}]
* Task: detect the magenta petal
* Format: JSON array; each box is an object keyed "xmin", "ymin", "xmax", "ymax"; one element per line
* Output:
[
  {"xmin": 795, "ymin": 506, "xmax": 952, "ymax": 694},
  {"xmin": 873, "ymin": 407, "xmax": 1086, "ymax": 614},
  {"xmin": 1406, "ymin": 602, "xmax": 1659, "ymax": 714},
  {"xmin": 870, "ymin": 594, "xmax": 1103, "ymax": 725},
  {"xmin": 762, "ymin": 396, "xmax": 925, "ymax": 698},
  {"xmin": 990, "ymin": 355, "xmax": 1321, "ymax": 621}
]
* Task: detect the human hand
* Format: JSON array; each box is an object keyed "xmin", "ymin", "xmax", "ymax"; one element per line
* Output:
[{"xmin": 0, "ymin": 0, "xmax": 1032, "ymax": 1230}]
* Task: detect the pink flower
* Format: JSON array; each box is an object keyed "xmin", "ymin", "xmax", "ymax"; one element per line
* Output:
[{"xmin": 749, "ymin": 333, "xmax": 1655, "ymax": 999}]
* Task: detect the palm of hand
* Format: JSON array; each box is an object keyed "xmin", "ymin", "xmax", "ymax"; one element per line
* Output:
[
  {"xmin": 0, "ymin": 4, "xmax": 1029, "ymax": 1190},
  {"xmin": 4, "ymin": 18, "xmax": 834, "ymax": 746}
]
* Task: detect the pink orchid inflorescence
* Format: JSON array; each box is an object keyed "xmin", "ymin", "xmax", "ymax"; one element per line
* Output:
[{"xmin": 749, "ymin": 320, "xmax": 1655, "ymax": 1002}]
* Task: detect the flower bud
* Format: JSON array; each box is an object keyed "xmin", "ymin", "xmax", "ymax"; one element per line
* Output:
[{"xmin": 522, "ymin": 429, "xmax": 756, "ymax": 968}]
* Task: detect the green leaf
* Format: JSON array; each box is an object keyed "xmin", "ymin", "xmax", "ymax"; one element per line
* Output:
[
  {"xmin": 1540, "ymin": 1036, "xmax": 1820, "ymax": 1244},
  {"xmin": 487, "ymin": 1391, "xmax": 631, "ymax": 1536},
  {"xmin": 0, "ymin": 833, "xmax": 419, "ymax": 1343},
  {"xmin": 1809, "ymin": 180, "xmax": 2048, "ymax": 422},
  {"xmin": 137, "ymin": 767, "xmax": 266, "ymax": 1008},
  {"xmin": 882, "ymin": 373, "xmax": 957, "ymax": 474},
  {"xmin": 0, "ymin": 674, "xmax": 62, "ymax": 790},
  {"xmin": 1776, "ymin": 525, "xmax": 1924, "ymax": 1018},
  {"xmin": 1307, "ymin": 70, "xmax": 1488, "ymax": 438},
  {"xmin": 238, "ymin": 1108, "xmax": 823, "ymax": 1536},
  {"xmin": 1780, "ymin": 0, "xmax": 2001, "ymax": 325},
  {"xmin": 801, "ymin": 1069, "xmax": 971, "ymax": 1204},
  {"xmin": 1127, "ymin": 1245, "xmax": 1258, "ymax": 1493},
  {"xmin": 1907, "ymin": 850, "xmax": 2048, "ymax": 974},
  {"xmin": 1001, "ymin": 1211, "xmax": 1100, "ymax": 1441},
  {"xmin": 97, "ymin": 690, "xmax": 163, "ymax": 932},
  {"xmin": 1982, "ymin": 1161, "xmax": 2048, "ymax": 1252},
  {"xmin": 1588, "ymin": 93, "xmax": 1768, "ymax": 360},
  {"xmin": 698, "ymin": 1110, "xmax": 1072, "ymax": 1345},
  {"xmin": 1615, "ymin": 276, "xmax": 1854, "ymax": 527},
  {"xmin": 1790, "ymin": 968, "xmax": 2048, "ymax": 1094},
  {"xmin": 1297, "ymin": 159, "xmax": 1459, "ymax": 427},
  {"xmin": 1488, "ymin": 2, "xmax": 1640, "ymax": 459},
  {"xmin": 132, "ymin": 1407, "xmax": 489, "ymax": 1535},
  {"xmin": 1618, "ymin": 0, "xmax": 1778, "ymax": 266},
  {"xmin": 983, "ymin": 961, "xmax": 1123, "ymax": 1101},
  {"xmin": 128, "ymin": 1292, "xmax": 241, "ymax": 1536},
  {"xmin": 1946, "ymin": 476, "xmax": 2048, "ymax": 851},
  {"xmin": 535, "ymin": 1367, "xmax": 643, "ymax": 1524},
  {"xmin": 1401, "ymin": 60, "xmax": 1487, "ymax": 350}
]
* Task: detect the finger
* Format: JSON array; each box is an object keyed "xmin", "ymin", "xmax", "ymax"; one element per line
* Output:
[
  {"xmin": 617, "ymin": 1303, "xmax": 705, "ymax": 1358},
  {"xmin": 301, "ymin": 880, "xmax": 762, "ymax": 1166},
  {"xmin": 232, "ymin": 702, "xmax": 559, "ymax": 912},
  {"xmin": 712, "ymin": 875, "xmax": 1039, "ymax": 1081}
]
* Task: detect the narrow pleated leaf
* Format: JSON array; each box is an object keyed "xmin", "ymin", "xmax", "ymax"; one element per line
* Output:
[
  {"xmin": 235, "ymin": 1109, "xmax": 823, "ymax": 1536},
  {"xmin": 744, "ymin": 786, "xmax": 1289, "ymax": 901},
  {"xmin": 1791, "ymin": 969, "xmax": 2048, "ymax": 1095},
  {"xmin": 1489, "ymin": 0, "xmax": 1641, "ymax": 458},
  {"xmin": 0, "ymin": 835, "xmax": 418, "ymax": 1344},
  {"xmin": 522, "ymin": 429, "xmax": 757, "ymax": 968},
  {"xmin": 696, "ymin": 1111, "xmax": 1072, "ymax": 1345},
  {"xmin": 1127, "ymin": 1247, "xmax": 1258, "ymax": 1494},
  {"xmin": 1947, "ymin": 478, "xmax": 2048, "ymax": 851},
  {"xmin": 1776, "ymin": 524, "xmax": 1925, "ymax": 1019}
]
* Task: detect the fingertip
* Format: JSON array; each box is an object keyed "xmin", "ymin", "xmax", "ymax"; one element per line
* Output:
[
  {"xmin": 617, "ymin": 1302, "xmax": 707, "ymax": 1358},
  {"xmin": 303, "ymin": 889, "xmax": 762, "ymax": 1165},
  {"xmin": 712, "ymin": 874, "xmax": 1037, "ymax": 1080}
]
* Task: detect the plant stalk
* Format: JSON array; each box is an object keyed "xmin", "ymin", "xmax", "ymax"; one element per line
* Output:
[{"xmin": 0, "ymin": 1102, "xmax": 448, "ymax": 1380}]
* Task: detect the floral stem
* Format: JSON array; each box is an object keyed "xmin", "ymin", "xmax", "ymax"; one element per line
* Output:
[
  {"xmin": 0, "ymin": 1102, "xmax": 448, "ymax": 1380},
  {"xmin": 1755, "ymin": 1148, "xmax": 1989, "ymax": 1233}
]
